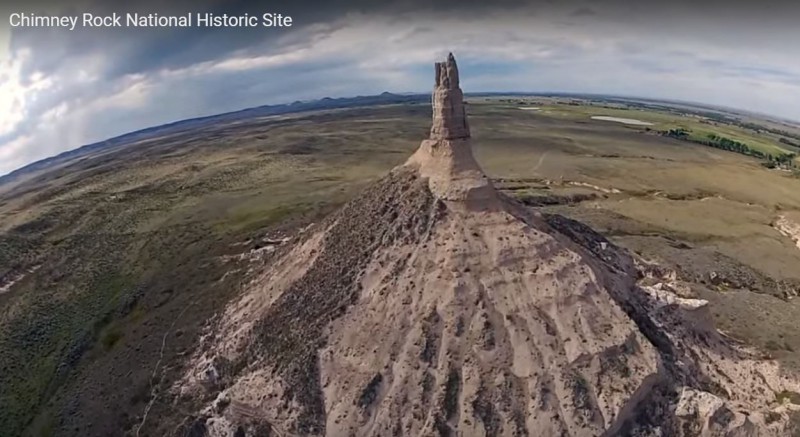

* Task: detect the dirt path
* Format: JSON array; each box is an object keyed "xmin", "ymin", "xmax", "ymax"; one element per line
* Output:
[{"xmin": 533, "ymin": 151, "xmax": 549, "ymax": 172}]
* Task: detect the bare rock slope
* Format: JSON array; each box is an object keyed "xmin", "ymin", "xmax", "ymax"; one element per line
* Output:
[{"xmin": 176, "ymin": 54, "xmax": 800, "ymax": 437}]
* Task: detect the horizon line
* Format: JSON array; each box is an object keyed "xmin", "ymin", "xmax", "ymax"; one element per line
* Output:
[{"xmin": 2, "ymin": 90, "xmax": 798, "ymax": 180}]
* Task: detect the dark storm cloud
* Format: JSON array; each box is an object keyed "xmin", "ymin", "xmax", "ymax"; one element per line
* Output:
[
  {"xmin": 7, "ymin": 0, "xmax": 538, "ymax": 80},
  {"xmin": 7, "ymin": 0, "xmax": 800, "ymax": 81},
  {"xmin": 9, "ymin": 0, "xmax": 280, "ymax": 80}
]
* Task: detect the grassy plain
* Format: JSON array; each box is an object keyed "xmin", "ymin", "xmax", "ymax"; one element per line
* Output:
[
  {"xmin": 494, "ymin": 97, "xmax": 799, "ymax": 159},
  {"xmin": 2, "ymin": 98, "xmax": 800, "ymax": 434}
]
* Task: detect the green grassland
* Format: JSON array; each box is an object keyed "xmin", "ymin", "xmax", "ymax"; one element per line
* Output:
[
  {"xmin": 2, "ymin": 98, "xmax": 800, "ymax": 435},
  {"xmin": 501, "ymin": 98, "xmax": 799, "ymax": 160}
]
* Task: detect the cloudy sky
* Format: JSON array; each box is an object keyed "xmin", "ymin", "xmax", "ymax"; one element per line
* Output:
[{"xmin": 1, "ymin": 0, "xmax": 799, "ymax": 175}]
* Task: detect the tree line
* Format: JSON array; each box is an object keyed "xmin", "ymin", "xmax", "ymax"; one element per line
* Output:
[
  {"xmin": 661, "ymin": 128, "xmax": 796, "ymax": 168},
  {"xmin": 780, "ymin": 137, "xmax": 800, "ymax": 148}
]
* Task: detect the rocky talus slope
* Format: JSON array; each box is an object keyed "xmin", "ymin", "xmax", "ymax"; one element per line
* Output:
[{"xmin": 174, "ymin": 54, "xmax": 800, "ymax": 437}]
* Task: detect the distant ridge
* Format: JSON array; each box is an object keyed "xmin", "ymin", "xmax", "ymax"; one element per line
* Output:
[{"xmin": 0, "ymin": 92, "xmax": 428, "ymax": 187}]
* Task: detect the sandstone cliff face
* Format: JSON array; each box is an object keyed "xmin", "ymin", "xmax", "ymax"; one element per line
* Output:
[
  {"xmin": 430, "ymin": 53, "xmax": 470, "ymax": 141},
  {"xmin": 175, "ymin": 54, "xmax": 800, "ymax": 437}
]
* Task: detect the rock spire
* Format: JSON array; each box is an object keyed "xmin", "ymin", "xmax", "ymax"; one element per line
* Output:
[
  {"xmin": 405, "ymin": 52, "xmax": 494, "ymax": 203},
  {"xmin": 430, "ymin": 53, "xmax": 470, "ymax": 140}
]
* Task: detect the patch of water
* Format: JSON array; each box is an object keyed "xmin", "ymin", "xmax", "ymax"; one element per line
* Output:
[{"xmin": 591, "ymin": 115, "xmax": 654, "ymax": 126}]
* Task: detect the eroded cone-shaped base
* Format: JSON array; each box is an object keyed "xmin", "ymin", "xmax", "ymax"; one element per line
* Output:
[
  {"xmin": 405, "ymin": 139, "xmax": 495, "ymax": 205},
  {"xmin": 178, "ymin": 166, "xmax": 798, "ymax": 436}
]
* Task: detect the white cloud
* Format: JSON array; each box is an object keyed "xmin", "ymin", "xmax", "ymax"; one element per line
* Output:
[
  {"xmin": 0, "ymin": 49, "xmax": 54, "ymax": 137},
  {"xmin": 0, "ymin": 134, "xmax": 33, "ymax": 175}
]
